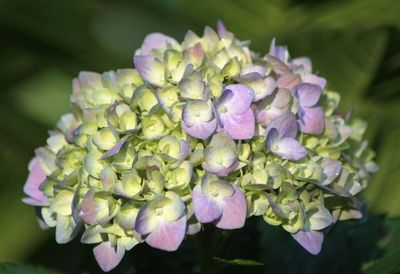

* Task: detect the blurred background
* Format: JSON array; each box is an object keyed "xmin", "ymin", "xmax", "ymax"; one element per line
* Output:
[{"xmin": 0, "ymin": 0, "xmax": 400, "ymax": 273}]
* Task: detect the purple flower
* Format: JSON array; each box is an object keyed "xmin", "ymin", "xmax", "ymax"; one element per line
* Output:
[
  {"xmin": 192, "ymin": 174, "xmax": 246, "ymax": 229},
  {"xmin": 181, "ymin": 100, "xmax": 218, "ymax": 139},
  {"xmin": 22, "ymin": 157, "xmax": 48, "ymax": 206},
  {"xmin": 294, "ymin": 83, "xmax": 325, "ymax": 134},
  {"xmin": 265, "ymin": 113, "xmax": 307, "ymax": 161},
  {"xmin": 135, "ymin": 192, "xmax": 186, "ymax": 251},
  {"xmin": 215, "ymin": 84, "xmax": 255, "ymax": 140}
]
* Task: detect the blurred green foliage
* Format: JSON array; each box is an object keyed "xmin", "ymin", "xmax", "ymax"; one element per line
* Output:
[{"xmin": 0, "ymin": 0, "xmax": 400, "ymax": 273}]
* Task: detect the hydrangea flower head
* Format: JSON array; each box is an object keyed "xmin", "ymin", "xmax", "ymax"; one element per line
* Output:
[{"xmin": 23, "ymin": 21, "xmax": 378, "ymax": 271}]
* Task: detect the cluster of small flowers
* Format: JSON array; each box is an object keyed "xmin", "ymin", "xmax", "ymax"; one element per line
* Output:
[{"xmin": 23, "ymin": 22, "xmax": 378, "ymax": 272}]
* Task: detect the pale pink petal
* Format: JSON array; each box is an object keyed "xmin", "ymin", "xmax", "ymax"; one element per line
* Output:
[
  {"xmin": 291, "ymin": 229, "xmax": 324, "ymax": 255},
  {"xmin": 93, "ymin": 241, "xmax": 125, "ymax": 272},
  {"xmin": 215, "ymin": 185, "xmax": 247, "ymax": 229},
  {"xmin": 23, "ymin": 158, "xmax": 48, "ymax": 206},
  {"xmin": 145, "ymin": 215, "xmax": 187, "ymax": 251}
]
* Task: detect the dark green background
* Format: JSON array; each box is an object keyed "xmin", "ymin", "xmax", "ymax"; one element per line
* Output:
[{"xmin": 0, "ymin": 0, "xmax": 400, "ymax": 273}]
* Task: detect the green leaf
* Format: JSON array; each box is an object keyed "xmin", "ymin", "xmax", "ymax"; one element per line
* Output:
[{"xmin": 213, "ymin": 257, "xmax": 263, "ymax": 267}]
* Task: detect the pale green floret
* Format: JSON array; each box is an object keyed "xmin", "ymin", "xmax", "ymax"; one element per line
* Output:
[
  {"xmin": 93, "ymin": 128, "xmax": 118, "ymax": 151},
  {"xmin": 131, "ymin": 85, "xmax": 159, "ymax": 114},
  {"xmin": 50, "ymin": 189, "xmax": 75, "ymax": 216},
  {"xmin": 165, "ymin": 161, "xmax": 193, "ymax": 190},
  {"xmin": 114, "ymin": 169, "xmax": 144, "ymax": 198},
  {"xmin": 141, "ymin": 115, "xmax": 169, "ymax": 139}
]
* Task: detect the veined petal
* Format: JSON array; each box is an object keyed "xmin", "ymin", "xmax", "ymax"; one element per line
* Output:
[
  {"xmin": 273, "ymin": 137, "xmax": 307, "ymax": 161},
  {"xmin": 219, "ymin": 108, "xmax": 255, "ymax": 140},
  {"xmin": 291, "ymin": 229, "xmax": 324, "ymax": 255},
  {"xmin": 145, "ymin": 215, "xmax": 186, "ymax": 251},
  {"xmin": 93, "ymin": 241, "xmax": 125, "ymax": 272},
  {"xmin": 133, "ymin": 55, "xmax": 165, "ymax": 87},
  {"xmin": 215, "ymin": 185, "xmax": 247, "ymax": 229},
  {"xmin": 139, "ymin": 33, "xmax": 178, "ymax": 55},
  {"xmin": 192, "ymin": 184, "xmax": 223, "ymax": 223},
  {"xmin": 298, "ymin": 106, "xmax": 325, "ymax": 135},
  {"xmin": 294, "ymin": 83, "xmax": 322, "ymax": 107}
]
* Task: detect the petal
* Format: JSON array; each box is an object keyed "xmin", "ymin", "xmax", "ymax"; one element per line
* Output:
[
  {"xmin": 139, "ymin": 33, "xmax": 178, "ymax": 55},
  {"xmin": 219, "ymin": 108, "xmax": 255, "ymax": 140},
  {"xmin": 218, "ymin": 84, "xmax": 254, "ymax": 115},
  {"xmin": 266, "ymin": 113, "xmax": 298, "ymax": 139},
  {"xmin": 298, "ymin": 106, "xmax": 325, "ymax": 135},
  {"xmin": 93, "ymin": 241, "xmax": 125, "ymax": 272},
  {"xmin": 265, "ymin": 55, "xmax": 291, "ymax": 75},
  {"xmin": 135, "ymin": 202, "xmax": 160, "ymax": 235},
  {"xmin": 320, "ymin": 158, "xmax": 341, "ymax": 185},
  {"xmin": 215, "ymin": 185, "xmax": 247, "ymax": 229},
  {"xmin": 182, "ymin": 100, "xmax": 214, "ymax": 126},
  {"xmin": 133, "ymin": 55, "xmax": 165, "ymax": 87},
  {"xmin": 294, "ymin": 83, "xmax": 322, "ymax": 107},
  {"xmin": 145, "ymin": 215, "xmax": 186, "ymax": 251},
  {"xmin": 269, "ymin": 38, "xmax": 289, "ymax": 63},
  {"xmin": 292, "ymin": 57, "xmax": 312, "ymax": 72},
  {"xmin": 303, "ymin": 74, "xmax": 327, "ymax": 90},
  {"xmin": 277, "ymin": 74, "xmax": 301, "ymax": 90},
  {"xmin": 181, "ymin": 118, "xmax": 217, "ymax": 140},
  {"xmin": 265, "ymin": 128, "xmax": 279, "ymax": 150},
  {"xmin": 273, "ymin": 137, "xmax": 307, "ymax": 161},
  {"xmin": 291, "ymin": 229, "xmax": 324, "ymax": 255},
  {"xmin": 217, "ymin": 20, "xmax": 228, "ymax": 37},
  {"xmin": 192, "ymin": 184, "xmax": 223, "ymax": 223},
  {"xmin": 23, "ymin": 158, "xmax": 48, "ymax": 205}
]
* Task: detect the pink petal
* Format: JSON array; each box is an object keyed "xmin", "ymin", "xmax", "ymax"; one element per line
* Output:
[
  {"xmin": 277, "ymin": 74, "xmax": 301, "ymax": 90},
  {"xmin": 220, "ymin": 108, "xmax": 255, "ymax": 140},
  {"xmin": 215, "ymin": 185, "xmax": 247, "ymax": 229},
  {"xmin": 93, "ymin": 241, "xmax": 125, "ymax": 272},
  {"xmin": 145, "ymin": 215, "xmax": 187, "ymax": 251},
  {"xmin": 291, "ymin": 229, "xmax": 324, "ymax": 255},
  {"xmin": 192, "ymin": 184, "xmax": 223, "ymax": 223},
  {"xmin": 298, "ymin": 106, "xmax": 325, "ymax": 135},
  {"xmin": 23, "ymin": 158, "xmax": 48, "ymax": 206}
]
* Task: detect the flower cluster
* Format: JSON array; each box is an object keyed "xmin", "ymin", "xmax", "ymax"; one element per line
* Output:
[{"xmin": 23, "ymin": 21, "xmax": 378, "ymax": 271}]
